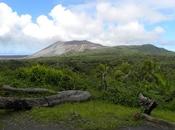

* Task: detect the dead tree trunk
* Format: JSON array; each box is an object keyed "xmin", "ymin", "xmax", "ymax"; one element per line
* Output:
[
  {"xmin": 139, "ymin": 93, "xmax": 157, "ymax": 115},
  {"xmin": 0, "ymin": 90, "xmax": 91, "ymax": 111},
  {"xmin": 0, "ymin": 85, "xmax": 56, "ymax": 94}
]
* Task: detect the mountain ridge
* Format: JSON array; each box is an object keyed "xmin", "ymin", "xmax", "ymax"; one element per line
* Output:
[
  {"xmin": 29, "ymin": 40, "xmax": 174, "ymax": 58},
  {"xmin": 29, "ymin": 40, "xmax": 105, "ymax": 58}
]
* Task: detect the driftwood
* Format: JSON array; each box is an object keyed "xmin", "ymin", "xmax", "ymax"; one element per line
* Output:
[
  {"xmin": 0, "ymin": 90, "xmax": 91, "ymax": 110},
  {"xmin": 139, "ymin": 93, "xmax": 157, "ymax": 115},
  {"xmin": 141, "ymin": 113, "xmax": 175, "ymax": 129},
  {"xmin": 0, "ymin": 85, "xmax": 56, "ymax": 94}
]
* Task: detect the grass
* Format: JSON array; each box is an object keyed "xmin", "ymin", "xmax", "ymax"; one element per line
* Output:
[
  {"xmin": 28, "ymin": 101, "xmax": 175, "ymax": 130},
  {"xmin": 0, "ymin": 101, "xmax": 174, "ymax": 130},
  {"xmin": 27, "ymin": 100, "xmax": 141, "ymax": 130},
  {"xmin": 152, "ymin": 110, "xmax": 175, "ymax": 122}
]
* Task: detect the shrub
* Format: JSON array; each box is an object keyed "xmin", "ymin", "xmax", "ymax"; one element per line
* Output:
[
  {"xmin": 96, "ymin": 60, "xmax": 172, "ymax": 108},
  {"xmin": 16, "ymin": 65, "xmax": 87, "ymax": 90}
]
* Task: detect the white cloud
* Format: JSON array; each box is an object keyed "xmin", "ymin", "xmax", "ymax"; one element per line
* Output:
[
  {"xmin": 0, "ymin": 0, "xmax": 174, "ymax": 54},
  {"xmin": 94, "ymin": 21, "xmax": 165, "ymax": 46},
  {"xmin": 22, "ymin": 4, "xmax": 102, "ymax": 41},
  {"xmin": 96, "ymin": 1, "xmax": 170, "ymax": 23}
]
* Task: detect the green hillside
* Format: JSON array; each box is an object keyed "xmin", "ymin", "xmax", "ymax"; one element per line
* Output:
[
  {"xmin": 26, "ymin": 44, "xmax": 175, "ymax": 74},
  {"xmin": 0, "ymin": 44, "xmax": 174, "ymax": 129},
  {"xmin": 64, "ymin": 44, "xmax": 173, "ymax": 56}
]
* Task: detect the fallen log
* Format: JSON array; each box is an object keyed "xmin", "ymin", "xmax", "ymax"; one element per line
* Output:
[
  {"xmin": 0, "ymin": 85, "xmax": 56, "ymax": 94},
  {"xmin": 0, "ymin": 90, "xmax": 91, "ymax": 110},
  {"xmin": 141, "ymin": 113, "xmax": 175, "ymax": 129}
]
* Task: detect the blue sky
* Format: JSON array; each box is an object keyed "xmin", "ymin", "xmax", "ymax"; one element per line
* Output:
[
  {"xmin": 0, "ymin": 0, "xmax": 175, "ymax": 54},
  {"xmin": 162, "ymin": 21, "xmax": 175, "ymax": 41},
  {"xmin": 1, "ymin": 0, "xmax": 85, "ymax": 19}
]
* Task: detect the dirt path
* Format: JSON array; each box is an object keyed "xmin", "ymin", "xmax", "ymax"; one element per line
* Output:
[
  {"xmin": 119, "ymin": 123, "xmax": 172, "ymax": 130},
  {"xmin": 0, "ymin": 111, "xmax": 77, "ymax": 130},
  {"xmin": 0, "ymin": 111, "xmax": 173, "ymax": 130},
  {"xmin": 1, "ymin": 120, "xmax": 172, "ymax": 130},
  {"xmin": 1, "ymin": 124, "xmax": 171, "ymax": 130},
  {"xmin": 1, "ymin": 122, "xmax": 170, "ymax": 130},
  {"xmin": 1, "ymin": 117, "xmax": 77, "ymax": 130}
]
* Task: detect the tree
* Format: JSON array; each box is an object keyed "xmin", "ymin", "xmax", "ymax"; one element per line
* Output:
[
  {"xmin": 96, "ymin": 64, "xmax": 109, "ymax": 91},
  {"xmin": 113, "ymin": 62, "xmax": 131, "ymax": 82}
]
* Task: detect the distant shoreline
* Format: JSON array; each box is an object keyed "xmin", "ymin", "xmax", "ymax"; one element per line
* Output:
[{"xmin": 0, "ymin": 55, "xmax": 28, "ymax": 60}]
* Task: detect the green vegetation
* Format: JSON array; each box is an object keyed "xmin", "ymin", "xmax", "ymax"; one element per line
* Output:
[
  {"xmin": 0, "ymin": 45, "xmax": 174, "ymax": 129},
  {"xmin": 0, "ymin": 101, "xmax": 174, "ymax": 130},
  {"xmin": 7, "ymin": 101, "xmax": 141, "ymax": 130},
  {"xmin": 16, "ymin": 64, "xmax": 86, "ymax": 90},
  {"xmin": 30, "ymin": 101, "xmax": 141, "ymax": 130},
  {"xmin": 153, "ymin": 110, "xmax": 175, "ymax": 122}
]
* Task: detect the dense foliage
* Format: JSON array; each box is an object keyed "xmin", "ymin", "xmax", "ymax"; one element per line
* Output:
[
  {"xmin": 0, "ymin": 49, "xmax": 174, "ymax": 111},
  {"xmin": 99, "ymin": 60, "xmax": 174, "ymax": 109},
  {"xmin": 0, "ymin": 63, "xmax": 86, "ymax": 91},
  {"xmin": 16, "ymin": 65, "xmax": 86, "ymax": 90}
]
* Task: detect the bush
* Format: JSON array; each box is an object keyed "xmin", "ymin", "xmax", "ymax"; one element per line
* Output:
[
  {"xmin": 103, "ymin": 82, "xmax": 139, "ymax": 107},
  {"xmin": 96, "ymin": 60, "xmax": 173, "ymax": 108},
  {"xmin": 16, "ymin": 65, "xmax": 87, "ymax": 90}
]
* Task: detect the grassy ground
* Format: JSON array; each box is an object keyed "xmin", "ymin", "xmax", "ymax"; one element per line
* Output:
[
  {"xmin": 0, "ymin": 101, "xmax": 174, "ymax": 130},
  {"xmin": 152, "ymin": 110, "xmax": 175, "ymax": 122},
  {"xmin": 27, "ymin": 101, "xmax": 141, "ymax": 130},
  {"xmin": 27, "ymin": 101, "xmax": 175, "ymax": 129}
]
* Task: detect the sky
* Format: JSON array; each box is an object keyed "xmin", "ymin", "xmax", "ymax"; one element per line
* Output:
[{"xmin": 0, "ymin": 0, "xmax": 175, "ymax": 54}]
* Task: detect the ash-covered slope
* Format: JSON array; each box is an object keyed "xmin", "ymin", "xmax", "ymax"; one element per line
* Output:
[{"xmin": 30, "ymin": 40, "xmax": 104, "ymax": 58}]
